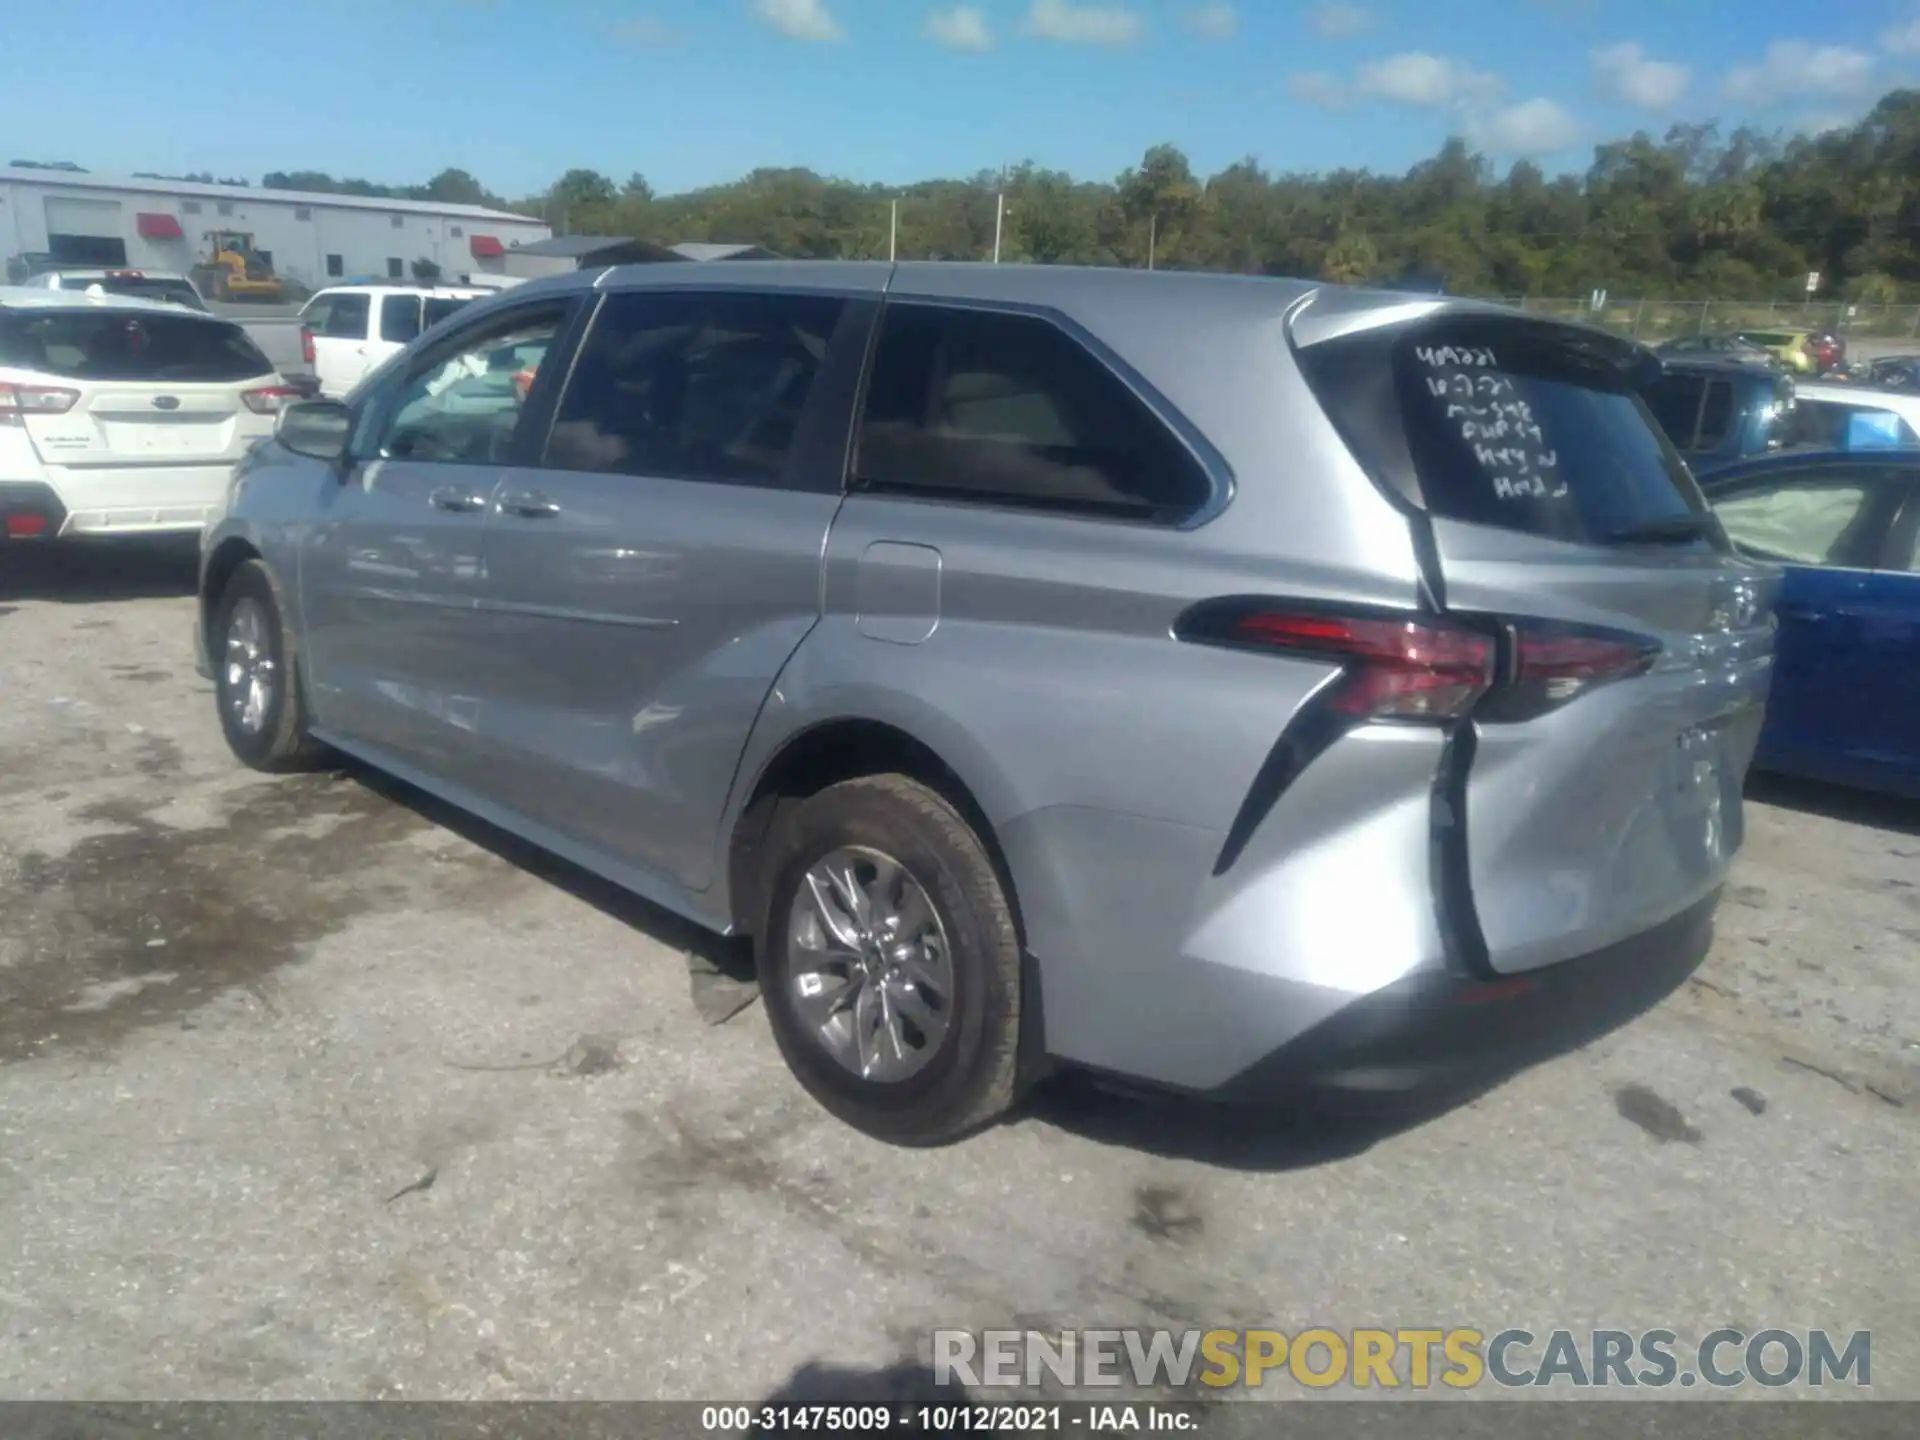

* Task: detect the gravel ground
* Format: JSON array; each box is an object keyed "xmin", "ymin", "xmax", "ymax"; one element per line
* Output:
[{"xmin": 0, "ymin": 541, "xmax": 1915, "ymax": 1405}]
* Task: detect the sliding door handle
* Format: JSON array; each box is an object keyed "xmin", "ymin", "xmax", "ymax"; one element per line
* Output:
[
  {"xmin": 499, "ymin": 490, "xmax": 561, "ymax": 519},
  {"xmin": 429, "ymin": 485, "xmax": 486, "ymax": 513}
]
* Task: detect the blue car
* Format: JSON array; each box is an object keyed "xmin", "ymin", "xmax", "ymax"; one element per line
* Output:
[{"xmin": 1700, "ymin": 449, "xmax": 1920, "ymax": 797}]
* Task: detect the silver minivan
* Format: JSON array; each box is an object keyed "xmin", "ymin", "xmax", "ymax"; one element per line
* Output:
[{"xmin": 197, "ymin": 263, "xmax": 1776, "ymax": 1145}]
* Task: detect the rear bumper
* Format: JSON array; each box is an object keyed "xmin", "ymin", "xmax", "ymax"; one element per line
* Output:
[
  {"xmin": 0, "ymin": 480, "xmax": 68, "ymax": 539},
  {"xmin": 31, "ymin": 463, "xmax": 236, "ymax": 537},
  {"xmin": 1208, "ymin": 889, "xmax": 1717, "ymax": 1104},
  {"xmin": 62, "ymin": 503, "xmax": 223, "ymax": 537}
]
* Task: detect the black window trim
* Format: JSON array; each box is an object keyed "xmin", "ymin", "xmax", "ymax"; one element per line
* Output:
[
  {"xmin": 529, "ymin": 282, "xmax": 880, "ymax": 496},
  {"xmin": 346, "ymin": 293, "xmax": 587, "ymax": 468},
  {"xmin": 846, "ymin": 294, "xmax": 1235, "ymax": 530},
  {"xmin": 1708, "ymin": 464, "xmax": 1906, "ymax": 572}
]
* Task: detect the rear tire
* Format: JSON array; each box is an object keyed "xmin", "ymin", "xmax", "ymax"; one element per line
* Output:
[
  {"xmin": 756, "ymin": 775, "xmax": 1028, "ymax": 1146},
  {"xmin": 212, "ymin": 560, "xmax": 327, "ymax": 773}
]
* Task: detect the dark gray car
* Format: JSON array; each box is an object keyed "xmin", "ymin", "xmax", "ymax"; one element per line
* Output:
[{"xmin": 195, "ymin": 262, "xmax": 1777, "ymax": 1144}]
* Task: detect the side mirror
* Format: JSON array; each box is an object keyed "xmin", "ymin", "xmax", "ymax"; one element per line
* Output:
[{"xmin": 276, "ymin": 399, "xmax": 352, "ymax": 462}]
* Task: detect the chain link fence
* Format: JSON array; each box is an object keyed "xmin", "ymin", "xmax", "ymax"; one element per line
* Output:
[{"xmin": 1471, "ymin": 297, "xmax": 1920, "ymax": 342}]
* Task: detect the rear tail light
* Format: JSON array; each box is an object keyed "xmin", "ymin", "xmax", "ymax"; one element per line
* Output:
[
  {"xmin": 1177, "ymin": 600, "xmax": 1658, "ymax": 725},
  {"xmin": 1233, "ymin": 610, "xmax": 1494, "ymax": 720},
  {"xmin": 5, "ymin": 513, "xmax": 50, "ymax": 539},
  {"xmin": 241, "ymin": 385, "xmax": 302, "ymax": 416},
  {"xmin": 300, "ymin": 326, "xmax": 315, "ymax": 366},
  {"xmin": 0, "ymin": 381, "xmax": 80, "ymax": 426}
]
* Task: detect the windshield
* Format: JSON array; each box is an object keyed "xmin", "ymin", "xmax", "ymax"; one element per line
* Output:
[{"xmin": 0, "ymin": 310, "xmax": 274, "ymax": 382}]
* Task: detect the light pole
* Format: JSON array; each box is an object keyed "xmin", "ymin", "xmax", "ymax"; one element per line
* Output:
[
  {"xmin": 992, "ymin": 192, "xmax": 1006, "ymax": 264},
  {"xmin": 889, "ymin": 198, "xmax": 898, "ymax": 263},
  {"xmin": 1148, "ymin": 213, "xmax": 1157, "ymax": 271}
]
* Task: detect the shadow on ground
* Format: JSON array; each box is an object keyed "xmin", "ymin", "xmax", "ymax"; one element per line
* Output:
[
  {"xmin": 1747, "ymin": 771, "xmax": 1920, "ymax": 837},
  {"xmin": 343, "ymin": 758, "xmax": 755, "ymax": 981},
  {"xmin": 0, "ymin": 537, "xmax": 200, "ymax": 603},
  {"xmin": 1022, "ymin": 1070, "xmax": 1483, "ymax": 1172}
]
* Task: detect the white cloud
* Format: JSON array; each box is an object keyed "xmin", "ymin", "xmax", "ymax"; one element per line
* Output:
[
  {"xmin": 1883, "ymin": 17, "xmax": 1920, "ymax": 55},
  {"xmin": 1287, "ymin": 71, "xmax": 1350, "ymax": 107},
  {"xmin": 1468, "ymin": 97, "xmax": 1584, "ymax": 155},
  {"xmin": 926, "ymin": 5, "xmax": 993, "ymax": 49},
  {"xmin": 1356, "ymin": 52, "xmax": 1501, "ymax": 107},
  {"xmin": 1591, "ymin": 42, "xmax": 1690, "ymax": 109},
  {"xmin": 752, "ymin": 0, "xmax": 842, "ymax": 42},
  {"xmin": 1184, "ymin": 2, "xmax": 1236, "ymax": 39},
  {"xmin": 1724, "ymin": 40, "xmax": 1874, "ymax": 105},
  {"xmin": 1021, "ymin": 0, "xmax": 1142, "ymax": 45},
  {"xmin": 1309, "ymin": 2, "xmax": 1369, "ymax": 37}
]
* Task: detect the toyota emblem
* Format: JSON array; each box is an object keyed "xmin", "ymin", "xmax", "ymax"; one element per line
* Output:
[{"xmin": 152, "ymin": 395, "xmax": 180, "ymax": 411}]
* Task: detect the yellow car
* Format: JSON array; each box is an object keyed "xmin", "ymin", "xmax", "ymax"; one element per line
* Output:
[{"xmin": 1734, "ymin": 328, "xmax": 1818, "ymax": 374}]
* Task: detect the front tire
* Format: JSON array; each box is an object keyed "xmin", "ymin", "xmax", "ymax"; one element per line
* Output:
[
  {"xmin": 757, "ymin": 775, "xmax": 1028, "ymax": 1146},
  {"xmin": 212, "ymin": 559, "xmax": 327, "ymax": 772}
]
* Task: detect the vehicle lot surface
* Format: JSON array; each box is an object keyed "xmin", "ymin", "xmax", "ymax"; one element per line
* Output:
[{"xmin": 1, "ymin": 543, "xmax": 1917, "ymax": 1403}]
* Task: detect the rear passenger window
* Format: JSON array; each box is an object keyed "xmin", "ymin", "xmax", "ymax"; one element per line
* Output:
[
  {"xmin": 1713, "ymin": 477, "xmax": 1877, "ymax": 566},
  {"xmin": 380, "ymin": 295, "xmax": 424, "ymax": 344},
  {"xmin": 853, "ymin": 304, "xmax": 1211, "ymax": 521},
  {"xmin": 545, "ymin": 290, "xmax": 845, "ymax": 485}
]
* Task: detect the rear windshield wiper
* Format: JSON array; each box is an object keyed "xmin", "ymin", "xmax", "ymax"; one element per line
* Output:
[{"xmin": 1605, "ymin": 514, "xmax": 1713, "ymax": 545}]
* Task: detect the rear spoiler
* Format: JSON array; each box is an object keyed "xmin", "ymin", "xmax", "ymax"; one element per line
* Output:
[{"xmin": 1289, "ymin": 291, "xmax": 1658, "ymax": 386}]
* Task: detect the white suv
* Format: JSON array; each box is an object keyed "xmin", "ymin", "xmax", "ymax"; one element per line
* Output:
[
  {"xmin": 0, "ymin": 288, "xmax": 298, "ymax": 541},
  {"xmin": 297, "ymin": 284, "xmax": 486, "ymax": 398}
]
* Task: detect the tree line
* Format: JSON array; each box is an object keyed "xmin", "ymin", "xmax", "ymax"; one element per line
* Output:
[{"xmin": 248, "ymin": 88, "xmax": 1920, "ymax": 302}]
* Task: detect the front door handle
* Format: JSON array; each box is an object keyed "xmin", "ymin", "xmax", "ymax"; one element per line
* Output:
[
  {"xmin": 499, "ymin": 490, "xmax": 561, "ymax": 519},
  {"xmin": 429, "ymin": 485, "xmax": 486, "ymax": 513}
]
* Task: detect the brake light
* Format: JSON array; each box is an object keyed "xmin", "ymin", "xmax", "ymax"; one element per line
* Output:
[
  {"xmin": 1184, "ymin": 605, "xmax": 1497, "ymax": 721},
  {"xmin": 1485, "ymin": 625, "xmax": 1659, "ymax": 721},
  {"xmin": 0, "ymin": 381, "xmax": 80, "ymax": 426},
  {"xmin": 5, "ymin": 513, "xmax": 50, "ymax": 538},
  {"xmin": 241, "ymin": 385, "xmax": 302, "ymax": 415},
  {"xmin": 300, "ymin": 326, "xmax": 315, "ymax": 366},
  {"xmin": 1177, "ymin": 601, "xmax": 1659, "ymax": 724}
]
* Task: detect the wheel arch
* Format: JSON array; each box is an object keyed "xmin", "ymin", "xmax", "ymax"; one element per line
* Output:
[
  {"xmin": 200, "ymin": 535, "xmax": 263, "ymax": 650},
  {"xmin": 724, "ymin": 714, "xmax": 1026, "ymax": 952}
]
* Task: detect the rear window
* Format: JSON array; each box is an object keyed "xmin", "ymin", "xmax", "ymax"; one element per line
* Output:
[
  {"xmin": 0, "ymin": 310, "xmax": 274, "ymax": 382},
  {"xmin": 303, "ymin": 293, "xmax": 371, "ymax": 340},
  {"xmin": 1300, "ymin": 317, "xmax": 1712, "ymax": 547}
]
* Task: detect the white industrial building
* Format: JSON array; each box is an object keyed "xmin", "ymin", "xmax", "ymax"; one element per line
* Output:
[{"xmin": 0, "ymin": 166, "xmax": 550, "ymax": 291}]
